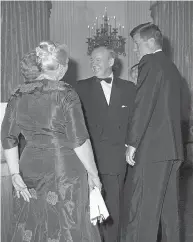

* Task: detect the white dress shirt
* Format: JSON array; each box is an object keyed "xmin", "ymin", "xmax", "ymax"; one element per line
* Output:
[{"xmin": 100, "ymin": 72, "xmax": 113, "ymax": 105}]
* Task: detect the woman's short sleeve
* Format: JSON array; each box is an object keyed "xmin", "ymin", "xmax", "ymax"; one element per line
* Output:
[
  {"xmin": 63, "ymin": 88, "xmax": 89, "ymax": 149},
  {"xmin": 1, "ymin": 97, "xmax": 20, "ymax": 149}
]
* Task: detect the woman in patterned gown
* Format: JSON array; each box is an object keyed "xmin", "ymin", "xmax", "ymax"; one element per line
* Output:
[{"xmin": 1, "ymin": 41, "xmax": 102, "ymax": 242}]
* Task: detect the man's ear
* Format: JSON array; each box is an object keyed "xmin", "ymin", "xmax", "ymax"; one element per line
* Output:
[
  {"xmin": 109, "ymin": 58, "xmax": 115, "ymax": 67},
  {"xmin": 148, "ymin": 38, "xmax": 156, "ymax": 48}
]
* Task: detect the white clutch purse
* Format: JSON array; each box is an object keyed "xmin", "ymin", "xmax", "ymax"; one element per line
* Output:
[{"xmin": 89, "ymin": 187, "xmax": 109, "ymax": 225}]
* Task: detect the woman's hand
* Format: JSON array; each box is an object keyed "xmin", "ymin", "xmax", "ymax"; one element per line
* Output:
[
  {"xmin": 11, "ymin": 174, "xmax": 32, "ymax": 202},
  {"xmin": 88, "ymin": 174, "xmax": 102, "ymax": 192}
]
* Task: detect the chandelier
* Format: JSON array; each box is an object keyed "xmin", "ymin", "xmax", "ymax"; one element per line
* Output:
[{"xmin": 86, "ymin": 7, "xmax": 126, "ymax": 56}]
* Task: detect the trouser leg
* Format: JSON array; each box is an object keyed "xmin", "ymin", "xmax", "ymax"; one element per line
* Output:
[
  {"xmin": 123, "ymin": 161, "xmax": 180, "ymax": 242},
  {"xmin": 99, "ymin": 174, "xmax": 125, "ymax": 242},
  {"xmin": 160, "ymin": 161, "xmax": 181, "ymax": 242}
]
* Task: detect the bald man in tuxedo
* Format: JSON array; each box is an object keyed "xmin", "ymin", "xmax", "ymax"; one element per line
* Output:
[{"xmin": 76, "ymin": 46, "xmax": 136, "ymax": 242}]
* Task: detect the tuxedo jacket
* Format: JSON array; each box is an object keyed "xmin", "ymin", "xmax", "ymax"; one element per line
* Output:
[
  {"xmin": 76, "ymin": 76, "xmax": 136, "ymax": 174},
  {"xmin": 127, "ymin": 51, "xmax": 184, "ymax": 163}
]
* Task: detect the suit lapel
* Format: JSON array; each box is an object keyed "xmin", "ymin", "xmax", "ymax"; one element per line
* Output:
[
  {"xmin": 108, "ymin": 77, "xmax": 121, "ymax": 113},
  {"xmin": 90, "ymin": 77, "xmax": 108, "ymax": 127},
  {"xmin": 91, "ymin": 78, "xmax": 108, "ymax": 110}
]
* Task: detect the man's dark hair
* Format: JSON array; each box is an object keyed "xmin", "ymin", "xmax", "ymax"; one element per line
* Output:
[{"xmin": 130, "ymin": 22, "xmax": 163, "ymax": 47}]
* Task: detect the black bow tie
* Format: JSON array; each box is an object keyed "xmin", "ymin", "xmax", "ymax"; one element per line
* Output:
[{"xmin": 95, "ymin": 77, "xmax": 112, "ymax": 84}]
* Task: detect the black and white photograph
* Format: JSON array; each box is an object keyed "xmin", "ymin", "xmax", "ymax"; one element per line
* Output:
[{"xmin": 1, "ymin": 1, "xmax": 193, "ymax": 242}]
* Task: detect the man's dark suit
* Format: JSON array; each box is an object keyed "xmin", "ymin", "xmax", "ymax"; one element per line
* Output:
[
  {"xmin": 123, "ymin": 51, "xmax": 184, "ymax": 242},
  {"xmin": 76, "ymin": 76, "xmax": 136, "ymax": 242}
]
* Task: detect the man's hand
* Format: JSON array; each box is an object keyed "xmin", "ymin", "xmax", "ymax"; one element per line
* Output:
[{"xmin": 126, "ymin": 145, "xmax": 136, "ymax": 166}]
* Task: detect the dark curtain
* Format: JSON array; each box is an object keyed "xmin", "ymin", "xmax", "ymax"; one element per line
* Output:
[{"xmin": 1, "ymin": 1, "xmax": 52, "ymax": 102}]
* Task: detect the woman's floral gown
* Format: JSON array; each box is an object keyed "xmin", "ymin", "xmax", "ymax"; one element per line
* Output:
[{"xmin": 1, "ymin": 79, "xmax": 101, "ymax": 242}]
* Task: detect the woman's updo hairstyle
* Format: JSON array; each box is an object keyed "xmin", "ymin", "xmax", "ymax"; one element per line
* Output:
[
  {"xmin": 20, "ymin": 41, "xmax": 69, "ymax": 81},
  {"xmin": 20, "ymin": 50, "xmax": 42, "ymax": 80},
  {"xmin": 36, "ymin": 41, "xmax": 68, "ymax": 71}
]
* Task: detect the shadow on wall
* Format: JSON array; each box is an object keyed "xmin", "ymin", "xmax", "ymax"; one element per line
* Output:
[
  {"xmin": 113, "ymin": 57, "xmax": 123, "ymax": 78},
  {"xmin": 162, "ymin": 36, "xmax": 174, "ymax": 59},
  {"xmin": 179, "ymin": 64, "xmax": 193, "ymax": 242},
  {"xmin": 61, "ymin": 58, "xmax": 78, "ymax": 88},
  {"xmin": 163, "ymin": 36, "xmax": 192, "ymax": 147}
]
